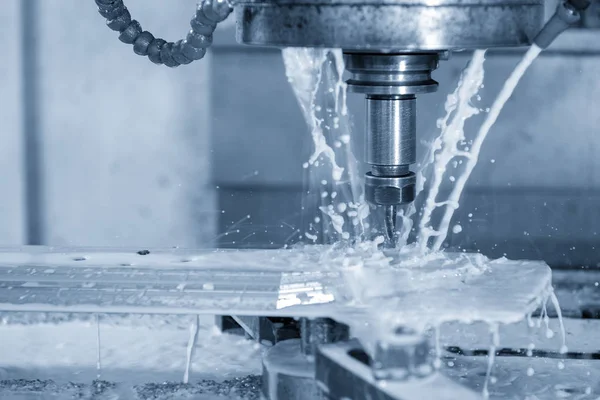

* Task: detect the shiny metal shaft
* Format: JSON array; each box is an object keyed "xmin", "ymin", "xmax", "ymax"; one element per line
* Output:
[{"xmin": 367, "ymin": 96, "xmax": 416, "ymax": 168}]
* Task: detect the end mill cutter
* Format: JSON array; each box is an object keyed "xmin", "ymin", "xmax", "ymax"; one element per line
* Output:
[{"xmin": 344, "ymin": 53, "xmax": 440, "ymax": 243}]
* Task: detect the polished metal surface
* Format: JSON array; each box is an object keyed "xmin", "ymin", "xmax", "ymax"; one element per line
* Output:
[
  {"xmin": 371, "ymin": 165, "xmax": 410, "ymax": 177},
  {"xmin": 235, "ymin": 0, "xmax": 544, "ymax": 50},
  {"xmin": 344, "ymin": 53, "xmax": 439, "ymax": 96},
  {"xmin": 367, "ymin": 96, "xmax": 416, "ymax": 167}
]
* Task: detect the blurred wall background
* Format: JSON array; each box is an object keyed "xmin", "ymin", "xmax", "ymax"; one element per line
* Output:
[
  {"xmin": 1, "ymin": 0, "xmax": 216, "ymax": 248},
  {"xmin": 1, "ymin": 0, "xmax": 600, "ymax": 266}
]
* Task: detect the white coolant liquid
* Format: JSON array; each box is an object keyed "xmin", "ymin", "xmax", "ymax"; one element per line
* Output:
[
  {"xmin": 420, "ymin": 45, "xmax": 543, "ymax": 251},
  {"xmin": 550, "ymin": 291, "xmax": 568, "ymax": 354},
  {"xmin": 283, "ymin": 48, "xmax": 368, "ymax": 243},
  {"xmin": 184, "ymin": 314, "xmax": 200, "ymax": 384},
  {"xmin": 418, "ymin": 50, "xmax": 487, "ymax": 251},
  {"xmin": 282, "ymin": 49, "xmax": 344, "ymax": 182},
  {"xmin": 483, "ymin": 323, "xmax": 500, "ymax": 399},
  {"xmin": 96, "ymin": 314, "xmax": 102, "ymax": 379}
]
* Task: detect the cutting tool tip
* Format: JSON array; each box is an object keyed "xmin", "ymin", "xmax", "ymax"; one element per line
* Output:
[{"xmin": 384, "ymin": 205, "xmax": 398, "ymax": 246}]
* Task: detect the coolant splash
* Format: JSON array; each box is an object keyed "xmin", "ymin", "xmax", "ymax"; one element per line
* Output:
[
  {"xmin": 282, "ymin": 49, "xmax": 344, "ymax": 182},
  {"xmin": 283, "ymin": 48, "xmax": 368, "ymax": 243},
  {"xmin": 418, "ymin": 50, "xmax": 487, "ymax": 251},
  {"xmin": 419, "ymin": 45, "xmax": 543, "ymax": 251},
  {"xmin": 483, "ymin": 323, "xmax": 499, "ymax": 399}
]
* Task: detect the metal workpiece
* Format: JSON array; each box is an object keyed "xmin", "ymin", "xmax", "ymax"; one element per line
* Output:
[
  {"xmin": 0, "ymin": 247, "xmax": 554, "ymax": 398},
  {"xmin": 0, "ymin": 246, "xmax": 552, "ymax": 325},
  {"xmin": 300, "ymin": 318, "xmax": 350, "ymax": 356},
  {"xmin": 235, "ymin": 0, "xmax": 544, "ymax": 50},
  {"xmin": 367, "ymin": 96, "xmax": 416, "ymax": 167}
]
